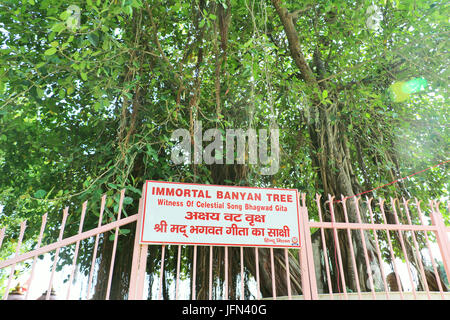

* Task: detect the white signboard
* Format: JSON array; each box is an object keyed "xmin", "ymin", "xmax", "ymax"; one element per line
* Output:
[{"xmin": 139, "ymin": 180, "xmax": 301, "ymax": 248}]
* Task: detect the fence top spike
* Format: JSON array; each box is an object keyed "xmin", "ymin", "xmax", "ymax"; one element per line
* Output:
[
  {"xmin": 389, "ymin": 197, "xmax": 399, "ymax": 206},
  {"xmin": 414, "ymin": 197, "xmax": 422, "ymax": 207},
  {"xmin": 19, "ymin": 220, "xmax": 27, "ymax": 233},
  {"xmin": 301, "ymin": 193, "xmax": 306, "ymax": 205},
  {"xmin": 403, "ymin": 197, "xmax": 411, "ymax": 207}
]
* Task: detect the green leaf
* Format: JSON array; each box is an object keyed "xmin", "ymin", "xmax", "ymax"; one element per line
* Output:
[
  {"xmin": 37, "ymin": 87, "xmax": 45, "ymax": 98},
  {"xmin": 44, "ymin": 47, "xmax": 57, "ymax": 56},
  {"xmin": 34, "ymin": 189, "xmax": 47, "ymax": 199},
  {"xmin": 126, "ymin": 186, "xmax": 142, "ymax": 195},
  {"xmin": 123, "ymin": 196, "xmax": 133, "ymax": 205},
  {"xmin": 67, "ymin": 86, "xmax": 74, "ymax": 95},
  {"xmin": 51, "ymin": 22, "xmax": 66, "ymax": 33},
  {"xmin": 59, "ymin": 11, "xmax": 70, "ymax": 21},
  {"xmin": 87, "ymin": 33, "xmax": 99, "ymax": 47},
  {"xmin": 81, "ymin": 72, "xmax": 88, "ymax": 81},
  {"xmin": 119, "ymin": 228, "xmax": 130, "ymax": 235},
  {"xmin": 124, "ymin": 5, "xmax": 133, "ymax": 15},
  {"xmin": 108, "ymin": 183, "xmax": 118, "ymax": 189},
  {"xmin": 131, "ymin": 0, "xmax": 143, "ymax": 8}
]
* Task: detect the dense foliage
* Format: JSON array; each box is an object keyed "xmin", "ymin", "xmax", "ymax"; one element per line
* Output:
[{"xmin": 0, "ymin": 0, "xmax": 448, "ymax": 298}]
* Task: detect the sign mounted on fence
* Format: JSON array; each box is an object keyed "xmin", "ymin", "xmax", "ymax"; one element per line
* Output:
[{"xmin": 139, "ymin": 180, "xmax": 301, "ymax": 248}]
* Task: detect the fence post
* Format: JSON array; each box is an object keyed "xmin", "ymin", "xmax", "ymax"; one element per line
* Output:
[
  {"xmin": 299, "ymin": 193, "xmax": 318, "ymax": 300},
  {"xmin": 3, "ymin": 221, "xmax": 26, "ymax": 300},
  {"xmin": 129, "ymin": 196, "xmax": 148, "ymax": 300},
  {"xmin": 298, "ymin": 197, "xmax": 310, "ymax": 299},
  {"xmin": 430, "ymin": 200, "xmax": 450, "ymax": 282}
]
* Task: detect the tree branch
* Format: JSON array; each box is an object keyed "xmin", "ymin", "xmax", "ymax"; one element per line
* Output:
[{"xmin": 270, "ymin": 0, "xmax": 317, "ymax": 86}]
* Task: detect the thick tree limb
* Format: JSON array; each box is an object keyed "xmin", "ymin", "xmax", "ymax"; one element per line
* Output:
[{"xmin": 270, "ymin": 0, "xmax": 317, "ymax": 86}]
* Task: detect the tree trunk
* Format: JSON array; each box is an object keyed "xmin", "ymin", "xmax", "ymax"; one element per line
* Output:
[
  {"xmin": 270, "ymin": 0, "xmax": 385, "ymax": 294},
  {"xmin": 92, "ymin": 226, "xmax": 135, "ymax": 300}
]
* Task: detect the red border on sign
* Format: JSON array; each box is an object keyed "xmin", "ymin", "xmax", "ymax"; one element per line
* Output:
[{"xmin": 140, "ymin": 180, "xmax": 302, "ymax": 248}]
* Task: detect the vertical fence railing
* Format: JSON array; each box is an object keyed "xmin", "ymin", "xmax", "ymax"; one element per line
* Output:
[
  {"xmin": 1, "ymin": 192, "xmax": 449, "ymax": 300},
  {"xmin": 0, "ymin": 189, "xmax": 138, "ymax": 300},
  {"xmin": 303, "ymin": 195, "xmax": 450, "ymax": 300}
]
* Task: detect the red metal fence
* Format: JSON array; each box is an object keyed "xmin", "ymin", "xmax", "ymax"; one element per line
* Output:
[{"xmin": 1, "ymin": 189, "xmax": 449, "ymax": 300}]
